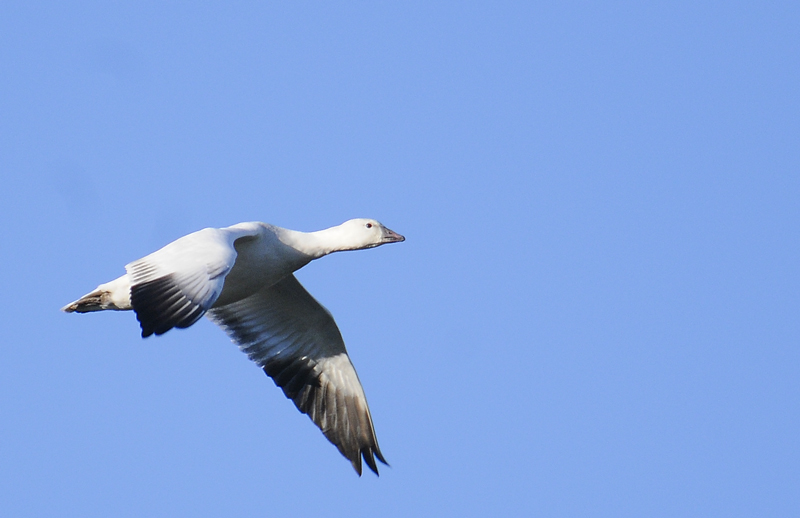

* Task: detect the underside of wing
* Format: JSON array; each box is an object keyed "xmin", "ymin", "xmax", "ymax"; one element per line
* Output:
[{"xmin": 208, "ymin": 274, "xmax": 387, "ymax": 475}]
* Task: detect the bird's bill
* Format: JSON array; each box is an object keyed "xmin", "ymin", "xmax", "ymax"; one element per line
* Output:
[{"xmin": 381, "ymin": 227, "xmax": 405, "ymax": 243}]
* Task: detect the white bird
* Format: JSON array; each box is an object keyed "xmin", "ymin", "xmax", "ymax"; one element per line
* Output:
[{"xmin": 63, "ymin": 218, "xmax": 405, "ymax": 475}]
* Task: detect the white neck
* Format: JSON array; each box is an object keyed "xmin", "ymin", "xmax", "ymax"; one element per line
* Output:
[{"xmin": 278, "ymin": 225, "xmax": 354, "ymax": 259}]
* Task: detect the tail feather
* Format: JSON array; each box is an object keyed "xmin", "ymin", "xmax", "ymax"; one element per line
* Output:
[
  {"xmin": 63, "ymin": 275, "xmax": 133, "ymax": 313},
  {"xmin": 62, "ymin": 289, "xmax": 116, "ymax": 313}
]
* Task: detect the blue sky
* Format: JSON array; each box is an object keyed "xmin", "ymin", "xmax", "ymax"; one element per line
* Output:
[{"xmin": 1, "ymin": 2, "xmax": 798, "ymax": 516}]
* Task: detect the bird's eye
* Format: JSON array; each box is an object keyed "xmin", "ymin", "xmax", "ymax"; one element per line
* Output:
[{"xmin": 366, "ymin": 223, "xmax": 373, "ymax": 228}]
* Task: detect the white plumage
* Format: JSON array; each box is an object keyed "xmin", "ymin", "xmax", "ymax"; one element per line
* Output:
[{"xmin": 63, "ymin": 218, "xmax": 405, "ymax": 475}]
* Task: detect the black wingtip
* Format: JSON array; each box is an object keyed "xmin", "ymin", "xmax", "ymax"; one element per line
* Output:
[
  {"xmin": 363, "ymin": 450, "xmax": 379, "ymax": 476},
  {"xmin": 131, "ymin": 274, "xmax": 206, "ymax": 338},
  {"xmin": 375, "ymin": 448, "xmax": 389, "ymax": 467},
  {"xmin": 354, "ymin": 446, "xmax": 388, "ymax": 476}
]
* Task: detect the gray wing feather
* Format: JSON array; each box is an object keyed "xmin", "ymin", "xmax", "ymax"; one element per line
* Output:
[{"xmin": 207, "ymin": 274, "xmax": 387, "ymax": 475}]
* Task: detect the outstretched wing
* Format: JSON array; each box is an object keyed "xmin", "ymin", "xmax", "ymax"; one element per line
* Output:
[
  {"xmin": 126, "ymin": 224, "xmax": 260, "ymax": 337},
  {"xmin": 207, "ymin": 274, "xmax": 387, "ymax": 475}
]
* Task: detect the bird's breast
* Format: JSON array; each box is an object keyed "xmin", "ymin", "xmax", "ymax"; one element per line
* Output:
[{"xmin": 212, "ymin": 238, "xmax": 312, "ymax": 307}]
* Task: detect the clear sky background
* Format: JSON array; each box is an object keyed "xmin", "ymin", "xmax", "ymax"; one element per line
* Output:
[{"xmin": 1, "ymin": 2, "xmax": 798, "ymax": 517}]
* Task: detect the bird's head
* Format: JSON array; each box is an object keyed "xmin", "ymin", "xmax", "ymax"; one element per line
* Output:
[{"xmin": 337, "ymin": 218, "xmax": 405, "ymax": 250}]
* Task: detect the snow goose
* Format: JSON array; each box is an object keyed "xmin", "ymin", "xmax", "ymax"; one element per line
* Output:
[{"xmin": 62, "ymin": 218, "xmax": 405, "ymax": 475}]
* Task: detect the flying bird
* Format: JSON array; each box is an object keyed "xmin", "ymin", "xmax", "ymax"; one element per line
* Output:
[{"xmin": 63, "ymin": 218, "xmax": 405, "ymax": 475}]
